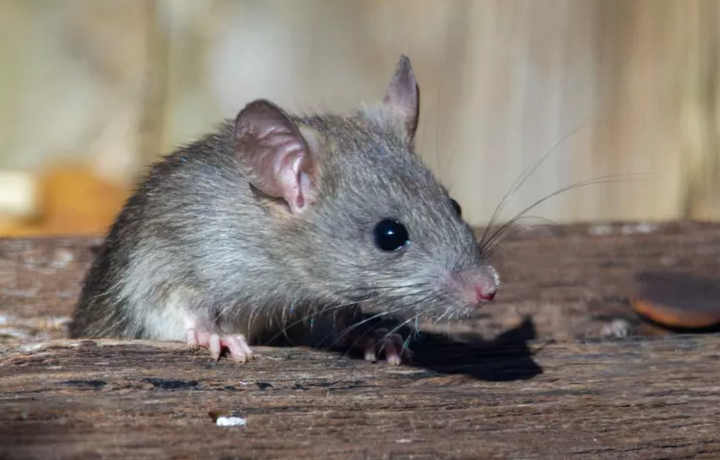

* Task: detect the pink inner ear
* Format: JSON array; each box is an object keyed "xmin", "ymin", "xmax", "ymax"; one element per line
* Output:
[
  {"xmin": 234, "ymin": 100, "xmax": 317, "ymax": 215},
  {"xmin": 273, "ymin": 147, "xmax": 314, "ymax": 214},
  {"xmin": 296, "ymin": 171, "xmax": 313, "ymax": 210}
]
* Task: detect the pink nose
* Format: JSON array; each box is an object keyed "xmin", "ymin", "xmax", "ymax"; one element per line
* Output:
[{"xmin": 475, "ymin": 287, "xmax": 496, "ymax": 302}]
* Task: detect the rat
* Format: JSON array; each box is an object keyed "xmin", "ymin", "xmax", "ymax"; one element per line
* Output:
[{"xmin": 68, "ymin": 55, "xmax": 500, "ymax": 365}]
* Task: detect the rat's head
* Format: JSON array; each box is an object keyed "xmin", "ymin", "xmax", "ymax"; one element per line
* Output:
[{"xmin": 233, "ymin": 55, "xmax": 499, "ymax": 323}]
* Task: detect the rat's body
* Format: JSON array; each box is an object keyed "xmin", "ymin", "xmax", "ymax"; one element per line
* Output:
[{"xmin": 69, "ymin": 56, "xmax": 499, "ymax": 364}]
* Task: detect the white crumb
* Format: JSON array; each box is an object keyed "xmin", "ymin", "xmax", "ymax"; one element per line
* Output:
[{"xmin": 216, "ymin": 416, "xmax": 247, "ymax": 427}]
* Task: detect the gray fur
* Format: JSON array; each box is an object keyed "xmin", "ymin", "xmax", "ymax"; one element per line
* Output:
[{"xmin": 69, "ymin": 68, "xmax": 498, "ymax": 347}]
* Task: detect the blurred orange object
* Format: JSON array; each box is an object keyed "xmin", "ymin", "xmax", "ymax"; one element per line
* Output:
[
  {"xmin": 630, "ymin": 271, "xmax": 720, "ymax": 330},
  {"xmin": 1, "ymin": 165, "xmax": 130, "ymax": 237}
]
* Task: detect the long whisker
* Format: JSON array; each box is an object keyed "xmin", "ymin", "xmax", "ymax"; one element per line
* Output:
[
  {"xmin": 339, "ymin": 292, "xmax": 442, "ymax": 358},
  {"xmin": 480, "ymin": 215, "xmax": 560, "ymax": 256},
  {"xmin": 479, "ymin": 117, "xmax": 600, "ymax": 247},
  {"xmin": 481, "ymin": 174, "xmax": 647, "ymax": 253},
  {"xmin": 261, "ymin": 285, "xmax": 433, "ymax": 346},
  {"xmin": 477, "ymin": 214, "xmax": 558, "ymax": 244},
  {"xmin": 261, "ymin": 298, "xmax": 367, "ymax": 345},
  {"xmin": 328, "ymin": 311, "xmax": 393, "ymax": 351},
  {"xmin": 333, "ymin": 306, "xmax": 418, "ymax": 359},
  {"xmin": 484, "ymin": 221, "xmax": 557, "ymax": 257},
  {"xmin": 332, "ymin": 282, "xmax": 432, "ymax": 297},
  {"xmin": 332, "ymin": 292, "xmax": 438, "ymax": 348}
]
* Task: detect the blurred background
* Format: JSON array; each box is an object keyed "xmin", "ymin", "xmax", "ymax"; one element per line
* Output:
[{"xmin": 0, "ymin": 0, "xmax": 719, "ymax": 237}]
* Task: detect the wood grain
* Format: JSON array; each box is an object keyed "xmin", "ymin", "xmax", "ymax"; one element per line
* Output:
[
  {"xmin": 1, "ymin": 336, "xmax": 719, "ymax": 460},
  {"xmin": 2, "ymin": 222, "xmax": 720, "ymax": 459}
]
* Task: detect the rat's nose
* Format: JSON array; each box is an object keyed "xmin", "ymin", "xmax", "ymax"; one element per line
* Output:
[
  {"xmin": 452, "ymin": 265, "xmax": 499, "ymax": 305},
  {"xmin": 475, "ymin": 285, "xmax": 496, "ymax": 303}
]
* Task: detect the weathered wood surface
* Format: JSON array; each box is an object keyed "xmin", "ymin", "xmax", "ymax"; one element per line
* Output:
[
  {"xmin": 2, "ymin": 221, "xmax": 720, "ymax": 459},
  {"xmin": 2, "ymin": 336, "xmax": 720, "ymax": 460}
]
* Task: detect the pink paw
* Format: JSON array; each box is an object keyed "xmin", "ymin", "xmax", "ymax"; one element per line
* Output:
[
  {"xmin": 355, "ymin": 329, "xmax": 411, "ymax": 366},
  {"xmin": 185, "ymin": 328, "xmax": 254, "ymax": 363}
]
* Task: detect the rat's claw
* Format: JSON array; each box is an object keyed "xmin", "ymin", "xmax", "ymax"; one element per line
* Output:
[
  {"xmin": 208, "ymin": 334, "xmax": 222, "ymax": 361},
  {"xmin": 382, "ymin": 337, "xmax": 402, "ymax": 366},
  {"xmin": 362, "ymin": 337, "xmax": 377, "ymax": 362},
  {"xmin": 358, "ymin": 330, "xmax": 410, "ymax": 366},
  {"xmin": 224, "ymin": 334, "xmax": 254, "ymax": 363},
  {"xmin": 185, "ymin": 329, "xmax": 255, "ymax": 363},
  {"xmin": 333, "ymin": 310, "xmax": 412, "ymax": 365},
  {"xmin": 378, "ymin": 332, "xmax": 410, "ymax": 366},
  {"xmin": 185, "ymin": 328, "xmax": 201, "ymax": 350}
]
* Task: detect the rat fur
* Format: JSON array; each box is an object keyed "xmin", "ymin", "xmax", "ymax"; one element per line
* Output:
[{"xmin": 68, "ymin": 55, "xmax": 499, "ymax": 365}]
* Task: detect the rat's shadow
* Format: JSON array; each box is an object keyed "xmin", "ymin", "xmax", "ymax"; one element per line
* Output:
[
  {"xmin": 396, "ymin": 318, "xmax": 543, "ymax": 381},
  {"xmin": 270, "ymin": 315, "xmax": 543, "ymax": 382}
]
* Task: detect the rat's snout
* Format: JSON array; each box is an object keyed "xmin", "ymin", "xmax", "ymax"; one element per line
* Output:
[
  {"xmin": 470, "ymin": 274, "xmax": 498, "ymax": 304},
  {"xmin": 452, "ymin": 265, "xmax": 499, "ymax": 306}
]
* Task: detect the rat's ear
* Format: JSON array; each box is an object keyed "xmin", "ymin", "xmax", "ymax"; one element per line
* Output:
[
  {"xmin": 233, "ymin": 99, "xmax": 320, "ymax": 215},
  {"xmin": 382, "ymin": 55, "xmax": 420, "ymax": 141}
]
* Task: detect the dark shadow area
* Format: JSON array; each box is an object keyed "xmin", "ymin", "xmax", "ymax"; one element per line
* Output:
[
  {"xmin": 405, "ymin": 318, "xmax": 543, "ymax": 381},
  {"xmin": 258, "ymin": 304, "xmax": 543, "ymax": 382},
  {"xmin": 322, "ymin": 316, "xmax": 544, "ymax": 382}
]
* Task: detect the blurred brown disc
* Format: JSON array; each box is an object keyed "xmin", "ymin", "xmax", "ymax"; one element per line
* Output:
[{"xmin": 630, "ymin": 271, "xmax": 720, "ymax": 329}]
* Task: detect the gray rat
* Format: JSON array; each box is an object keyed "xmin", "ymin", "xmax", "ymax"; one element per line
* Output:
[{"xmin": 68, "ymin": 55, "xmax": 499, "ymax": 365}]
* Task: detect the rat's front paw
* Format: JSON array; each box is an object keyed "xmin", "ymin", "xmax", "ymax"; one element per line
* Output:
[
  {"xmin": 333, "ymin": 309, "xmax": 412, "ymax": 365},
  {"xmin": 349, "ymin": 328, "xmax": 411, "ymax": 366},
  {"xmin": 185, "ymin": 328, "xmax": 254, "ymax": 363}
]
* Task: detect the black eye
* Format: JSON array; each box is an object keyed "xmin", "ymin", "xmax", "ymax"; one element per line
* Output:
[
  {"xmin": 450, "ymin": 199, "xmax": 462, "ymax": 217},
  {"xmin": 373, "ymin": 219, "xmax": 410, "ymax": 252}
]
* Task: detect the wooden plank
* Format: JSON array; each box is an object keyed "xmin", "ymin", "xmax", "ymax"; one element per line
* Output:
[
  {"xmin": 2, "ymin": 222, "xmax": 720, "ymax": 459},
  {"xmin": 1, "ymin": 336, "xmax": 719, "ymax": 460},
  {"xmin": 0, "ymin": 236, "xmax": 99, "ymax": 348}
]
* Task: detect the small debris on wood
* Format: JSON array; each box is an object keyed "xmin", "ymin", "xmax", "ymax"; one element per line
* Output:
[
  {"xmin": 600, "ymin": 318, "xmax": 633, "ymax": 338},
  {"xmin": 209, "ymin": 411, "xmax": 247, "ymax": 427}
]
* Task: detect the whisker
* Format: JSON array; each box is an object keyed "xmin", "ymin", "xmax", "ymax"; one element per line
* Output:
[
  {"xmin": 332, "ymin": 292, "xmax": 439, "ymax": 348},
  {"xmin": 338, "ymin": 291, "xmax": 442, "ymax": 358},
  {"xmin": 334, "ymin": 306, "xmax": 418, "ymax": 359},
  {"xmin": 262, "ymin": 298, "xmax": 369, "ymax": 345},
  {"xmin": 481, "ymin": 216, "xmax": 559, "ymax": 256},
  {"xmin": 262, "ymin": 285, "xmax": 432, "ymax": 346},
  {"xmin": 481, "ymin": 174, "xmax": 646, "ymax": 253},
  {"xmin": 480, "ymin": 117, "xmax": 600, "ymax": 247},
  {"xmin": 328, "ymin": 310, "xmax": 394, "ymax": 351},
  {"xmin": 485, "ymin": 225, "xmax": 548, "ymax": 257},
  {"xmin": 431, "ymin": 305, "xmax": 454, "ymax": 325},
  {"xmin": 332, "ymin": 282, "xmax": 431, "ymax": 297}
]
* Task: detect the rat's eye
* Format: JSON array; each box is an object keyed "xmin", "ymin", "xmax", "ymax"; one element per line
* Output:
[
  {"xmin": 450, "ymin": 199, "xmax": 462, "ymax": 217},
  {"xmin": 373, "ymin": 219, "xmax": 409, "ymax": 252}
]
